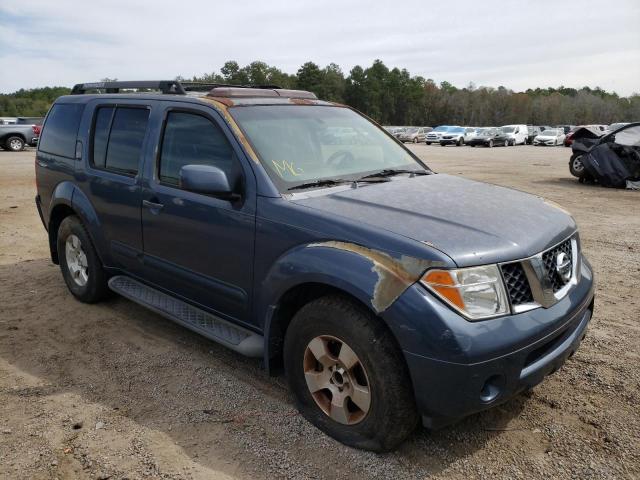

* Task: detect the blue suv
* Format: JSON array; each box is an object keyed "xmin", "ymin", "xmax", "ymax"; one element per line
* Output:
[{"xmin": 35, "ymin": 81, "xmax": 595, "ymax": 451}]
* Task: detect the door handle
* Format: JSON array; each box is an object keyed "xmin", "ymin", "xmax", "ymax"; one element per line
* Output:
[{"xmin": 142, "ymin": 199, "xmax": 164, "ymax": 210}]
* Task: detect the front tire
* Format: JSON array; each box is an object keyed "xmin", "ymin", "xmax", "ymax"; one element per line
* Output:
[
  {"xmin": 57, "ymin": 216, "xmax": 109, "ymax": 303},
  {"xmin": 426, "ymin": 142, "xmax": 431, "ymax": 145},
  {"xmin": 488, "ymin": 140, "xmax": 494, "ymax": 148},
  {"xmin": 284, "ymin": 295, "xmax": 419, "ymax": 452},
  {"xmin": 569, "ymin": 153, "xmax": 586, "ymax": 178},
  {"xmin": 5, "ymin": 136, "xmax": 25, "ymax": 151}
]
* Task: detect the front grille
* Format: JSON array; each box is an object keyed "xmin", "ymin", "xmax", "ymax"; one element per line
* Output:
[
  {"xmin": 501, "ymin": 262, "xmax": 534, "ymax": 305},
  {"xmin": 542, "ymin": 239, "xmax": 573, "ymax": 292}
]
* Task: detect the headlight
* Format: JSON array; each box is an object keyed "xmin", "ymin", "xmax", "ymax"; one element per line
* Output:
[{"xmin": 420, "ymin": 265, "xmax": 509, "ymax": 320}]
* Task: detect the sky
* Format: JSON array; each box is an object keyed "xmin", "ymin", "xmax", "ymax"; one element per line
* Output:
[{"xmin": 1, "ymin": 0, "xmax": 639, "ymax": 95}]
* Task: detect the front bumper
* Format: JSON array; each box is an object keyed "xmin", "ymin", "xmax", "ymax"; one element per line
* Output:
[
  {"xmin": 381, "ymin": 255, "xmax": 595, "ymax": 428},
  {"xmin": 439, "ymin": 138, "xmax": 460, "ymax": 145}
]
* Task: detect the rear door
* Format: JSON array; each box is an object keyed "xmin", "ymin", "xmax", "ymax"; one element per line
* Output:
[
  {"xmin": 140, "ymin": 103, "xmax": 257, "ymax": 324},
  {"xmin": 77, "ymin": 100, "xmax": 152, "ymax": 273}
]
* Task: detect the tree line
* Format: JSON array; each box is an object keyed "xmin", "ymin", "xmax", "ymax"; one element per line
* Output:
[{"xmin": 2, "ymin": 60, "xmax": 638, "ymax": 126}]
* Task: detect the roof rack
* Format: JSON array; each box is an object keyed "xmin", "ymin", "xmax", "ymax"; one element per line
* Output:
[
  {"xmin": 70, "ymin": 80, "xmax": 318, "ymax": 100},
  {"xmin": 71, "ymin": 81, "xmax": 187, "ymax": 95}
]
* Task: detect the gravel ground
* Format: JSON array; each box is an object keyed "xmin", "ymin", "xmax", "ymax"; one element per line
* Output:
[{"xmin": 0, "ymin": 145, "xmax": 638, "ymax": 479}]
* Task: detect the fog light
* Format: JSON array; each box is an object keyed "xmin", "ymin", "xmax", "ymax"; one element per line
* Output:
[{"xmin": 480, "ymin": 375, "xmax": 504, "ymax": 403}]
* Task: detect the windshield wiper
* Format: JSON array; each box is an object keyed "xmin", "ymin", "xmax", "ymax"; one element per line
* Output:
[
  {"xmin": 359, "ymin": 168, "xmax": 429, "ymax": 180},
  {"xmin": 287, "ymin": 177, "xmax": 389, "ymax": 191}
]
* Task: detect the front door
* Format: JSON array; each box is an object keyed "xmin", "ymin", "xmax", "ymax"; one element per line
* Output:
[{"xmin": 141, "ymin": 105, "xmax": 256, "ymax": 324}]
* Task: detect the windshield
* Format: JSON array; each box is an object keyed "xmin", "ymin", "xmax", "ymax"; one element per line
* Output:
[
  {"xmin": 501, "ymin": 126, "xmax": 515, "ymax": 133},
  {"xmin": 230, "ymin": 105, "xmax": 426, "ymax": 191},
  {"xmin": 479, "ymin": 129, "xmax": 494, "ymax": 136},
  {"xmin": 405, "ymin": 127, "xmax": 419, "ymax": 133},
  {"xmin": 448, "ymin": 127, "xmax": 464, "ymax": 133},
  {"xmin": 433, "ymin": 126, "xmax": 449, "ymax": 132},
  {"xmin": 542, "ymin": 129, "xmax": 559, "ymax": 136}
]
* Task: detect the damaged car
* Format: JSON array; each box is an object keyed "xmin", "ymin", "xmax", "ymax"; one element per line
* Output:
[
  {"xmin": 569, "ymin": 122, "xmax": 640, "ymax": 188},
  {"xmin": 36, "ymin": 81, "xmax": 595, "ymax": 452}
]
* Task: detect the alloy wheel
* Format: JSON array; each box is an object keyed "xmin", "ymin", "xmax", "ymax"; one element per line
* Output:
[
  {"xmin": 303, "ymin": 335, "xmax": 371, "ymax": 425},
  {"xmin": 65, "ymin": 234, "xmax": 89, "ymax": 286}
]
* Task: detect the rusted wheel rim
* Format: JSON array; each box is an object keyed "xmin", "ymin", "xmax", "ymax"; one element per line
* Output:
[{"xmin": 303, "ymin": 335, "xmax": 371, "ymax": 425}]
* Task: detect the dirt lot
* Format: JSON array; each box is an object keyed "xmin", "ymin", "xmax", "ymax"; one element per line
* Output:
[{"xmin": 1, "ymin": 145, "xmax": 639, "ymax": 480}]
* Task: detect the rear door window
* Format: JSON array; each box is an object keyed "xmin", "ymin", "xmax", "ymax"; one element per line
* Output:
[
  {"xmin": 91, "ymin": 106, "xmax": 149, "ymax": 176},
  {"xmin": 38, "ymin": 103, "xmax": 85, "ymax": 158}
]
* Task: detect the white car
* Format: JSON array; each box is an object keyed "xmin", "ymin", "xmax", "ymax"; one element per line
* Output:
[
  {"xmin": 533, "ymin": 128, "xmax": 566, "ymax": 146},
  {"xmin": 500, "ymin": 124, "xmax": 528, "ymax": 145},
  {"xmin": 425, "ymin": 125, "xmax": 454, "ymax": 144}
]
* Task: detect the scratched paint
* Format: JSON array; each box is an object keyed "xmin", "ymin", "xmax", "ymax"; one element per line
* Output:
[{"xmin": 307, "ymin": 241, "xmax": 445, "ymax": 313}]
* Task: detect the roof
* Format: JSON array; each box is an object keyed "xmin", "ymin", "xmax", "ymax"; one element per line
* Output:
[{"xmin": 67, "ymin": 80, "xmax": 334, "ymax": 107}]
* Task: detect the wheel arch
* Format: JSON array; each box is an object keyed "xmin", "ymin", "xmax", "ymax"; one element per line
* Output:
[
  {"xmin": 264, "ymin": 281, "xmax": 402, "ymax": 375},
  {"xmin": 48, "ymin": 185, "xmax": 104, "ymax": 265}
]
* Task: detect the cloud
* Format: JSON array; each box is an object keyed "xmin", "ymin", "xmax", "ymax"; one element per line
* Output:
[{"xmin": 1, "ymin": 0, "xmax": 639, "ymax": 95}]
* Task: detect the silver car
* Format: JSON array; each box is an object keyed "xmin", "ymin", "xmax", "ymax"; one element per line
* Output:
[{"xmin": 398, "ymin": 127, "xmax": 430, "ymax": 143}]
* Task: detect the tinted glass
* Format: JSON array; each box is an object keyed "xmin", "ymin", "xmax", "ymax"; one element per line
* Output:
[
  {"xmin": 92, "ymin": 107, "xmax": 114, "ymax": 169},
  {"xmin": 104, "ymin": 108, "xmax": 149, "ymax": 175},
  {"xmin": 159, "ymin": 112, "xmax": 237, "ymax": 186},
  {"xmin": 38, "ymin": 103, "xmax": 85, "ymax": 157}
]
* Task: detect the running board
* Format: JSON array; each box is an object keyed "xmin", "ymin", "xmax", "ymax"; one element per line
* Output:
[{"xmin": 108, "ymin": 276, "xmax": 264, "ymax": 358}]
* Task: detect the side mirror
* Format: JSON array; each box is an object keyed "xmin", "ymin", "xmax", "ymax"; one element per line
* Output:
[{"xmin": 179, "ymin": 164, "xmax": 240, "ymax": 200}]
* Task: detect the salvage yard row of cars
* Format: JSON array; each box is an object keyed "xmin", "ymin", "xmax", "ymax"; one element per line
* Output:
[{"xmin": 384, "ymin": 124, "xmax": 622, "ymax": 147}]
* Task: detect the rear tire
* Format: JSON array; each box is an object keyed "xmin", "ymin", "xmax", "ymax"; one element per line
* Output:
[
  {"xmin": 5, "ymin": 136, "xmax": 25, "ymax": 152},
  {"xmin": 57, "ymin": 216, "xmax": 109, "ymax": 303},
  {"xmin": 426, "ymin": 142, "xmax": 431, "ymax": 145},
  {"xmin": 284, "ymin": 295, "xmax": 419, "ymax": 452}
]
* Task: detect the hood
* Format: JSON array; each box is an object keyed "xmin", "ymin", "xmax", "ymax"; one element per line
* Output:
[{"xmin": 291, "ymin": 174, "xmax": 576, "ymax": 266}]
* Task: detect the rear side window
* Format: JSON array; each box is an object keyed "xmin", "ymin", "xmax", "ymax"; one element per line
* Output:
[
  {"xmin": 39, "ymin": 103, "xmax": 84, "ymax": 158},
  {"xmin": 91, "ymin": 106, "xmax": 149, "ymax": 175},
  {"xmin": 159, "ymin": 111, "xmax": 238, "ymax": 186}
]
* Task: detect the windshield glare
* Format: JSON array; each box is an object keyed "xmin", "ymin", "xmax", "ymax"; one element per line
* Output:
[
  {"xmin": 230, "ymin": 105, "xmax": 425, "ymax": 191},
  {"xmin": 433, "ymin": 126, "xmax": 449, "ymax": 132}
]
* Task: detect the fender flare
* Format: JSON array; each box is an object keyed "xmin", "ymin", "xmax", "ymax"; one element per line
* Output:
[
  {"xmin": 47, "ymin": 183, "xmax": 105, "ymax": 264},
  {"xmin": 258, "ymin": 241, "xmax": 447, "ymax": 372}
]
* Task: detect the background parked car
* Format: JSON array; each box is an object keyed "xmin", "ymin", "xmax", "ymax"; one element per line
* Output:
[
  {"xmin": 556, "ymin": 125, "xmax": 575, "ymax": 135},
  {"xmin": 533, "ymin": 128, "xmax": 565, "ymax": 146},
  {"xmin": 425, "ymin": 125, "xmax": 453, "ymax": 145},
  {"xmin": 500, "ymin": 124, "xmax": 528, "ymax": 145},
  {"xmin": 0, "ymin": 122, "xmax": 40, "ymax": 151},
  {"xmin": 439, "ymin": 126, "xmax": 474, "ymax": 146},
  {"xmin": 398, "ymin": 127, "xmax": 430, "ymax": 143},
  {"xmin": 467, "ymin": 128, "xmax": 510, "ymax": 147},
  {"xmin": 526, "ymin": 125, "xmax": 542, "ymax": 144}
]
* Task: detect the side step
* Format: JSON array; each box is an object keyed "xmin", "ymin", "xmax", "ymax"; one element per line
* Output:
[{"xmin": 108, "ymin": 276, "xmax": 264, "ymax": 358}]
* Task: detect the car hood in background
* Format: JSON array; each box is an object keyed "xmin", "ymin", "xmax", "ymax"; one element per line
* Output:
[{"xmin": 291, "ymin": 174, "xmax": 576, "ymax": 266}]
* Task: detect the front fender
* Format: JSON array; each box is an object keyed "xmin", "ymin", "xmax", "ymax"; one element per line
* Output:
[
  {"xmin": 258, "ymin": 240, "xmax": 448, "ymax": 320},
  {"xmin": 257, "ymin": 240, "xmax": 449, "ymax": 373}
]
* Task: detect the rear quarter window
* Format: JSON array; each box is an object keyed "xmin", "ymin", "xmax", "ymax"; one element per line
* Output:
[{"xmin": 38, "ymin": 103, "xmax": 85, "ymax": 158}]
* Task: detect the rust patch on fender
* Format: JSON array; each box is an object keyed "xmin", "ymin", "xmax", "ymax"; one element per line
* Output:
[
  {"xmin": 307, "ymin": 241, "xmax": 445, "ymax": 313},
  {"xmin": 200, "ymin": 98, "xmax": 260, "ymax": 164}
]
